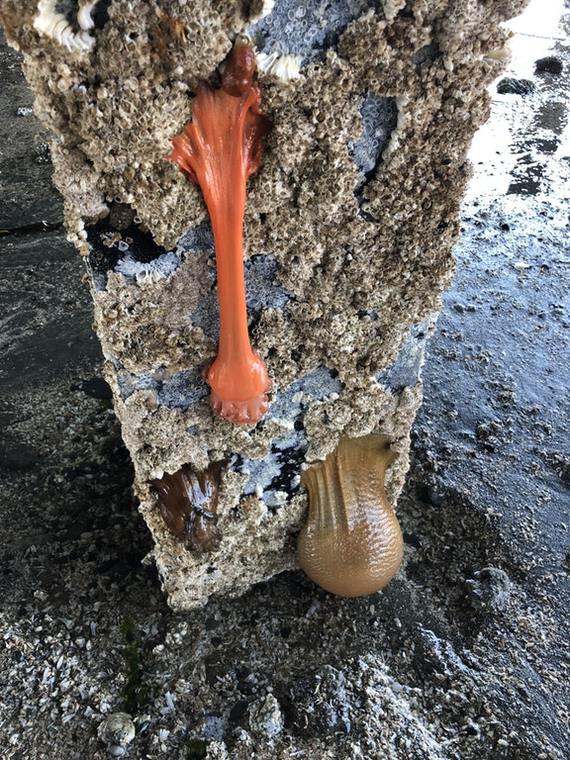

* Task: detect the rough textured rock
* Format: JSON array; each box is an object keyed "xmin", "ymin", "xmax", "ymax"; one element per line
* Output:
[
  {"xmin": 535, "ymin": 55, "xmax": 564, "ymax": 74},
  {"xmin": 0, "ymin": 2, "xmax": 568, "ymax": 758},
  {"xmin": 0, "ymin": 0, "xmax": 532, "ymax": 609}
]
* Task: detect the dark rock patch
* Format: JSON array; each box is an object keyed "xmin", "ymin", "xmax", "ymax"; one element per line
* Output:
[{"xmin": 497, "ymin": 77, "xmax": 536, "ymax": 95}]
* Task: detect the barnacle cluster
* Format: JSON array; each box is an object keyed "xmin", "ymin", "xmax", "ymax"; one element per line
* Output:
[
  {"xmin": 33, "ymin": 0, "xmax": 96, "ymax": 52},
  {"xmin": 247, "ymin": 0, "xmax": 378, "ymax": 64},
  {"xmin": 349, "ymin": 92, "xmax": 398, "ymax": 178},
  {"xmin": 381, "ymin": 0, "xmax": 406, "ymax": 23}
]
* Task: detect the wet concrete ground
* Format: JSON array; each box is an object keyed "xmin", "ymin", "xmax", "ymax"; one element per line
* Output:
[{"xmin": 0, "ymin": 3, "xmax": 568, "ymax": 759}]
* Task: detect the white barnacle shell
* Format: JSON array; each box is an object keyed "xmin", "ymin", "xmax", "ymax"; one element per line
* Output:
[
  {"xmin": 34, "ymin": 0, "xmax": 95, "ymax": 52},
  {"xmin": 77, "ymin": 0, "xmax": 97, "ymax": 31},
  {"xmin": 256, "ymin": 51, "xmax": 301, "ymax": 82},
  {"xmin": 115, "ymin": 252, "xmax": 182, "ymax": 286},
  {"xmin": 382, "ymin": 0, "xmax": 406, "ymax": 23},
  {"xmin": 382, "ymin": 95, "xmax": 409, "ymax": 158}
]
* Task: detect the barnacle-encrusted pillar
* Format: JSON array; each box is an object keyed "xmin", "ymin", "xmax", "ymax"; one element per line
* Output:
[{"xmin": 0, "ymin": 0, "xmax": 528, "ymax": 608}]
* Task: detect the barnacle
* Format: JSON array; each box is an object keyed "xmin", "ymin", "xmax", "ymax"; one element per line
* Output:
[
  {"xmin": 77, "ymin": 1, "xmax": 97, "ymax": 31},
  {"xmin": 256, "ymin": 51, "xmax": 302, "ymax": 82},
  {"xmin": 33, "ymin": 0, "xmax": 95, "ymax": 52},
  {"xmin": 149, "ymin": 10, "xmax": 188, "ymax": 62},
  {"xmin": 382, "ymin": 0, "xmax": 406, "ymax": 23},
  {"xmin": 298, "ymin": 435, "xmax": 404, "ymax": 597},
  {"xmin": 152, "ymin": 463, "xmax": 222, "ymax": 554},
  {"xmin": 382, "ymin": 95, "xmax": 409, "ymax": 158},
  {"xmin": 167, "ymin": 38, "xmax": 272, "ymax": 426}
]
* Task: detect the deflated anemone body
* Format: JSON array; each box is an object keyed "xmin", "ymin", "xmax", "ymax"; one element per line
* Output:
[
  {"xmin": 152, "ymin": 463, "xmax": 222, "ymax": 554},
  {"xmin": 298, "ymin": 435, "xmax": 404, "ymax": 597},
  {"xmin": 167, "ymin": 38, "xmax": 271, "ymax": 427}
]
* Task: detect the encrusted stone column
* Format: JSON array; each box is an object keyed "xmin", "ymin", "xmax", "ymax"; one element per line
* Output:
[{"xmin": 0, "ymin": 0, "xmax": 527, "ymax": 608}]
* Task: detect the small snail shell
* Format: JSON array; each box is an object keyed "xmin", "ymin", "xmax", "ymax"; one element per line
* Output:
[{"xmin": 298, "ymin": 435, "xmax": 403, "ymax": 597}]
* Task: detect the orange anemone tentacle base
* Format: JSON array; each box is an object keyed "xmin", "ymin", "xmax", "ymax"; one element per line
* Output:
[{"xmin": 167, "ymin": 39, "xmax": 271, "ymax": 425}]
